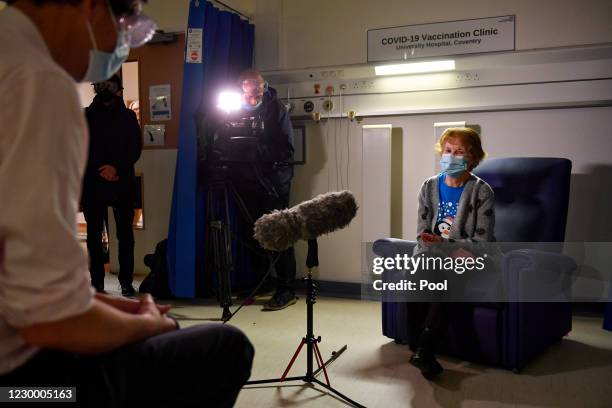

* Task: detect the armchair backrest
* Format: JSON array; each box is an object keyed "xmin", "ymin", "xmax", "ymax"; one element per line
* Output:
[{"xmin": 473, "ymin": 157, "xmax": 572, "ymax": 242}]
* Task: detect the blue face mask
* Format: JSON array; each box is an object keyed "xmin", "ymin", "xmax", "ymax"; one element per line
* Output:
[
  {"xmin": 82, "ymin": 12, "xmax": 130, "ymax": 83},
  {"xmin": 440, "ymin": 154, "xmax": 468, "ymax": 177},
  {"xmin": 242, "ymin": 99, "xmax": 262, "ymax": 112}
]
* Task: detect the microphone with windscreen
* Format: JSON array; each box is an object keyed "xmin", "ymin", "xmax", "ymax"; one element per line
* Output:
[
  {"xmin": 246, "ymin": 190, "xmax": 365, "ymax": 407},
  {"xmin": 253, "ymin": 190, "xmax": 358, "ymax": 256}
]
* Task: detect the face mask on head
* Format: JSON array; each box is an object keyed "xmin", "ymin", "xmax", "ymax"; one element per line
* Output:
[
  {"xmin": 440, "ymin": 154, "xmax": 468, "ymax": 177},
  {"xmin": 82, "ymin": 5, "xmax": 130, "ymax": 83}
]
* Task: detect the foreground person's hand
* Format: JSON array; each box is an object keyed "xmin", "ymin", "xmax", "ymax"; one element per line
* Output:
[
  {"xmin": 137, "ymin": 294, "xmax": 178, "ymax": 334},
  {"xmin": 95, "ymin": 292, "xmax": 171, "ymax": 315}
]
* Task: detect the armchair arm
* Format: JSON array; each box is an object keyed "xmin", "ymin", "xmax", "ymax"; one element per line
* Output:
[
  {"xmin": 372, "ymin": 238, "xmax": 416, "ymax": 258},
  {"xmin": 502, "ymin": 249, "xmax": 577, "ymax": 302},
  {"xmin": 500, "ymin": 249, "xmax": 576, "ymax": 369}
]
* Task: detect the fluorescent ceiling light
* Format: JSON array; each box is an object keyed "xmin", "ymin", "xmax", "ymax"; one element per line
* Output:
[{"xmin": 374, "ymin": 60, "xmax": 455, "ymax": 76}]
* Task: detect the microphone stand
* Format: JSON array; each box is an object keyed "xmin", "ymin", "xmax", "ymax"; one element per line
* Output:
[{"xmin": 245, "ymin": 239, "xmax": 365, "ymax": 408}]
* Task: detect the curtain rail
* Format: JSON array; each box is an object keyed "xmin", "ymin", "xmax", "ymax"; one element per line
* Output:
[{"xmin": 210, "ymin": 0, "xmax": 252, "ymax": 21}]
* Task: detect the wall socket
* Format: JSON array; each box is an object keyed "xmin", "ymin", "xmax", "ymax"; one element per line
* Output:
[
  {"xmin": 351, "ymin": 80, "xmax": 375, "ymax": 90},
  {"xmin": 455, "ymin": 72, "xmax": 480, "ymax": 82},
  {"xmin": 322, "ymin": 99, "xmax": 334, "ymax": 112},
  {"xmin": 320, "ymin": 69, "xmax": 345, "ymax": 79}
]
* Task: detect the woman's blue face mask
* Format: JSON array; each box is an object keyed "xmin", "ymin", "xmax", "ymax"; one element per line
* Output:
[{"xmin": 440, "ymin": 154, "xmax": 468, "ymax": 177}]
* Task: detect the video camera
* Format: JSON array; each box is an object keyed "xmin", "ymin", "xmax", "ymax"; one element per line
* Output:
[
  {"xmin": 209, "ymin": 113, "xmax": 265, "ymax": 164},
  {"xmin": 196, "ymin": 89, "xmax": 279, "ymax": 198}
]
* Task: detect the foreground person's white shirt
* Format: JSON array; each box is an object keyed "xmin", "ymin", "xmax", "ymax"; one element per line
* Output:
[{"xmin": 0, "ymin": 6, "xmax": 93, "ymax": 375}]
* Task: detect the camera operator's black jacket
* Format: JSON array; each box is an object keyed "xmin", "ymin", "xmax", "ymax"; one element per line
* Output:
[
  {"xmin": 245, "ymin": 87, "xmax": 294, "ymax": 187},
  {"xmin": 81, "ymin": 94, "xmax": 142, "ymax": 206}
]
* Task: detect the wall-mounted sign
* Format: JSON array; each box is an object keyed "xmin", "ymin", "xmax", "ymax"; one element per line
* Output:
[
  {"xmin": 149, "ymin": 84, "xmax": 171, "ymax": 121},
  {"xmin": 143, "ymin": 124, "xmax": 165, "ymax": 147},
  {"xmin": 186, "ymin": 28, "xmax": 203, "ymax": 64},
  {"xmin": 367, "ymin": 15, "xmax": 515, "ymax": 63}
]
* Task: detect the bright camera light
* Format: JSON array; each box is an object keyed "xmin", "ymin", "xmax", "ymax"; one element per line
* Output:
[
  {"xmin": 374, "ymin": 60, "xmax": 455, "ymax": 76},
  {"xmin": 217, "ymin": 90, "xmax": 242, "ymax": 113}
]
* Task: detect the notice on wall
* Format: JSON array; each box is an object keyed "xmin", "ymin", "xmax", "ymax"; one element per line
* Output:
[
  {"xmin": 367, "ymin": 15, "xmax": 515, "ymax": 63},
  {"xmin": 149, "ymin": 84, "xmax": 171, "ymax": 121},
  {"xmin": 186, "ymin": 28, "xmax": 203, "ymax": 64},
  {"xmin": 143, "ymin": 124, "xmax": 166, "ymax": 147}
]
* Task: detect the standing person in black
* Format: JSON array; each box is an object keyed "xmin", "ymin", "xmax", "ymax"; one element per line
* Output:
[
  {"xmin": 233, "ymin": 69, "xmax": 297, "ymax": 311},
  {"xmin": 82, "ymin": 74, "xmax": 142, "ymax": 296}
]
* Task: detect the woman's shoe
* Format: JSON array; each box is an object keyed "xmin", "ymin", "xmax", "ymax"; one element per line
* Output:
[{"xmin": 409, "ymin": 347, "xmax": 443, "ymax": 380}]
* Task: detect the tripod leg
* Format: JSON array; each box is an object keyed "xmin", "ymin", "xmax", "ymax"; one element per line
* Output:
[
  {"xmin": 219, "ymin": 187, "xmax": 233, "ymax": 307},
  {"xmin": 228, "ymin": 182, "xmax": 254, "ymax": 225},
  {"xmin": 313, "ymin": 342, "xmax": 331, "ymax": 387},
  {"xmin": 207, "ymin": 184, "xmax": 234, "ymax": 320},
  {"xmin": 226, "ymin": 253, "xmax": 281, "ymax": 321},
  {"xmin": 311, "ymin": 378, "xmax": 366, "ymax": 408},
  {"xmin": 313, "ymin": 345, "xmax": 348, "ymax": 378},
  {"xmin": 280, "ymin": 339, "xmax": 306, "ymax": 382}
]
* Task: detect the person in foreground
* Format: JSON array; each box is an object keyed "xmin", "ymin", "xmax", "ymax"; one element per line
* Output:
[
  {"xmin": 0, "ymin": 1, "xmax": 253, "ymax": 406},
  {"xmin": 408, "ymin": 127, "xmax": 495, "ymax": 380}
]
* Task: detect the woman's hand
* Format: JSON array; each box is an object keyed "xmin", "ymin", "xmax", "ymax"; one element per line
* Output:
[
  {"xmin": 420, "ymin": 232, "xmax": 443, "ymax": 245},
  {"xmin": 451, "ymin": 247, "xmax": 474, "ymax": 259}
]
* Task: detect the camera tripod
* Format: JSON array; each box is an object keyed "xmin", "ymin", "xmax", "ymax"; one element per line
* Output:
[
  {"xmin": 245, "ymin": 239, "xmax": 365, "ymax": 408},
  {"xmin": 205, "ymin": 167, "xmax": 255, "ymax": 321}
]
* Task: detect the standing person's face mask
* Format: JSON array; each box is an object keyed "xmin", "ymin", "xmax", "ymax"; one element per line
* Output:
[
  {"xmin": 82, "ymin": 2, "xmax": 130, "ymax": 83},
  {"xmin": 440, "ymin": 154, "xmax": 468, "ymax": 177}
]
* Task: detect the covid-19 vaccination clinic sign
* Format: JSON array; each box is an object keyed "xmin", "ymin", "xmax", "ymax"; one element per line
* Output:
[{"xmin": 367, "ymin": 15, "xmax": 515, "ymax": 62}]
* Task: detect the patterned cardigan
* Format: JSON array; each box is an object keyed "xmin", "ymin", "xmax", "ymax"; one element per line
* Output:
[{"xmin": 414, "ymin": 173, "xmax": 496, "ymax": 255}]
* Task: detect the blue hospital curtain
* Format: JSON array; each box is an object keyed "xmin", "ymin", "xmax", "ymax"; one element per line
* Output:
[{"xmin": 167, "ymin": 0, "xmax": 254, "ymax": 298}]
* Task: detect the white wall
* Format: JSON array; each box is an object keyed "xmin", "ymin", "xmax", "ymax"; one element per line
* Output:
[
  {"xmin": 387, "ymin": 107, "xmax": 612, "ymax": 243},
  {"xmin": 122, "ymin": 61, "xmax": 139, "ymax": 104},
  {"xmin": 256, "ymin": 0, "xmax": 612, "ymax": 70},
  {"xmin": 76, "ymin": 83, "xmax": 96, "ymax": 107},
  {"xmin": 290, "ymin": 106, "xmax": 612, "ymax": 283},
  {"xmin": 259, "ymin": 0, "xmax": 612, "ymax": 284},
  {"xmin": 254, "ymin": 0, "xmax": 283, "ymax": 70},
  {"xmin": 291, "ymin": 119, "xmax": 364, "ymax": 283}
]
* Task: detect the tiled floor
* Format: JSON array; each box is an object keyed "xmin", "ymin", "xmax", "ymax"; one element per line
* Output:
[{"xmin": 102, "ymin": 273, "xmax": 612, "ymax": 407}]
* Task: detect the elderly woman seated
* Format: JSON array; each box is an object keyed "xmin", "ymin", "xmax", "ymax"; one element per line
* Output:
[{"xmin": 408, "ymin": 127, "xmax": 496, "ymax": 380}]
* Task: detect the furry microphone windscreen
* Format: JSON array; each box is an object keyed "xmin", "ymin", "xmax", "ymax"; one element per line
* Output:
[{"xmin": 253, "ymin": 190, "xmax": 358, "ymax": 252}]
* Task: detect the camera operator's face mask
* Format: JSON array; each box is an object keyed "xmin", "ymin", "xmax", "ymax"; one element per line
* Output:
[{"xmin": 241, "ymin": 79, "xmax": 266, "ymax": 111}]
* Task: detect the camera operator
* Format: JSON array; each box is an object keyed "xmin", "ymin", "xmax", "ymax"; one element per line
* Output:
[{"xmin": 232, "ymin": 69, "xmax": 297, "ymax": 311}]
